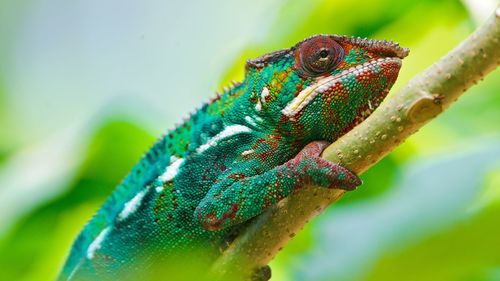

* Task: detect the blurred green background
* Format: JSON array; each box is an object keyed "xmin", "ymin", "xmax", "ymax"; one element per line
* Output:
[{"xmin": 1, "ymin": 0, "xmax": 499, "ymax": 280}]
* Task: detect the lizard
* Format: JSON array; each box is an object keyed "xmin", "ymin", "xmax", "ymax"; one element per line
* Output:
[{"xmin": 58, "ymin": 34, "xmax": 409, "ymax": 281}]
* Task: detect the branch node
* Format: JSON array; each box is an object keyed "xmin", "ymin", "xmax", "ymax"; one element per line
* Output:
[{"xmin": 407, "ymin": 94, "xmax": 443, "ymax": 123}]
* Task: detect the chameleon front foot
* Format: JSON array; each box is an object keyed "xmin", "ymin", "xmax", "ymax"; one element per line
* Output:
[
  {"xmin": 290, "ymin": 140, "xmax": 361, "ymax": 190},
  {"xmin": 196, "ymin": 140, "xmax": 361, "ymax": 231}
]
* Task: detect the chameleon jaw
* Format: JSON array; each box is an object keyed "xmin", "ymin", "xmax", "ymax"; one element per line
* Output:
[{"xmin": 281, "ymin": 57, "xmax": 402, "ymax": 117}]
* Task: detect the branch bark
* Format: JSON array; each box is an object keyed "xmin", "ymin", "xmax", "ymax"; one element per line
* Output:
[{"xmin": 212, "ymin": 7, "xmax": 500, "ymax": 279}]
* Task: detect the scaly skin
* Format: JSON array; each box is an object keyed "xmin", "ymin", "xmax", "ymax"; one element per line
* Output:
[{"xmin": 59, "ymin": 34, "xmax": 408, "ymax": 280}]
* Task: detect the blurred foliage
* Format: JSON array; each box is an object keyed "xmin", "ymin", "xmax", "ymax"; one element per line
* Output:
[
  {"xmin": 0, "ymin": 81, "xmax": 7, "ymax": 165},
  {"xmin": 366, "ymin": 165, "xmax": 500, "ymax": 281},
  {"xmin": 0, "ymin": 0, "xmax": 499, "ymax": 281},
  {"xmin": 367, "ymin": 202, "xmax": 500, "ymax": 281},
  {"xmin": 0, "ymin": 120, "xmax": 155, "ymax": 280}
]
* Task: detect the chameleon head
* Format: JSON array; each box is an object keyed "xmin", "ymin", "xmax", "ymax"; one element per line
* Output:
[{"xmin": 245, "ymin": 34, "xmax": 409, "ymax": 142}]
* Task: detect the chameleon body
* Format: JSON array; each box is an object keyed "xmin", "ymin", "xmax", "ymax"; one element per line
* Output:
[{"xmin": 59, "ymin": 35, "xmax": 408, "ymax": 280}]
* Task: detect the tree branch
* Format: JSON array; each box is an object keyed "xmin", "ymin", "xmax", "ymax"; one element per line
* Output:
[{"xmin": 212, "ymin": 7, "xmax": 500, "ymax": 279}]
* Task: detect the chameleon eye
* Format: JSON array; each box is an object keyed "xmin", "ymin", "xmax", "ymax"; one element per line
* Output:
[{"xmin": 297, "ymin": 36, "xmax": 344, "ymax": 76}]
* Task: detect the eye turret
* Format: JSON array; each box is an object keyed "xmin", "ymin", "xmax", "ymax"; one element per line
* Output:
[{"xmin": 296, "ymin": 36, "xmax": 344, "ymax": 76}]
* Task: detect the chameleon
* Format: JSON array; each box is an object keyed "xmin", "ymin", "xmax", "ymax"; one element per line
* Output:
[{"xmin": 59, "ymin": 34, "xmax": 408, "ymax": 281}]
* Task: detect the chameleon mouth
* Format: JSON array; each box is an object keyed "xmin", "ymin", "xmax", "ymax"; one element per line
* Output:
[{"xmin": 281, "ymin": 57, "xmax": 402, "ymax": 117}]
